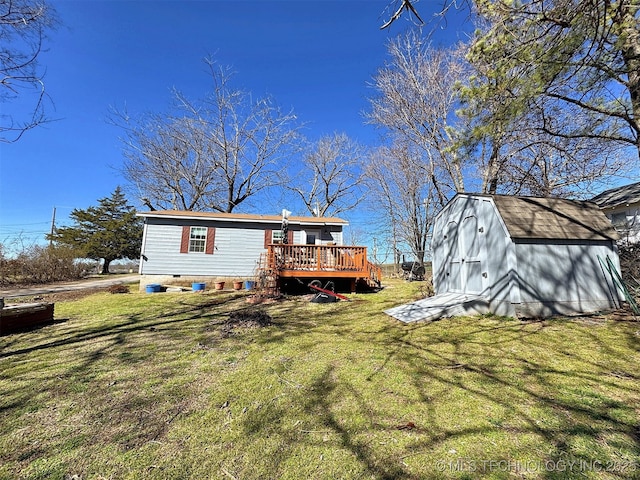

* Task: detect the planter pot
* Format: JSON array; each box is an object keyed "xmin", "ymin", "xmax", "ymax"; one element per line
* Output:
[
  {"xmin": 214, "ymin": 281, "xmax": 225, "ymax": 290},
  {"xmin": 244, "ymin": 280, "xmax": 255, "ymax": 291},
  {"xmin": 145, "ymin": 284, "xmax": 161, "ymax": 293},
  {"xmin": 192, "ymin": 282, "xmax": 206, "ymax": 292},
  {"xmin": 233, "ymin": 281, "xmax": 243, "ymax": 290}
]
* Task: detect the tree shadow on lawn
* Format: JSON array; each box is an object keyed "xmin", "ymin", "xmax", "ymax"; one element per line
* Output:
[
  {"xmin": 377, "ymin": 321, "xmax": 639, "ymax": 477},
  {"xmin": 3, "ymin": 289, "xmax": 638, "ymax": 478},
  {"xmin": 239, "ymin": 303, "xmax": 640, "ymax": 478},
  {"xmin": 0, "ymin": 293, "xmax": 255, "ymax": 468},
  {"xmin": 0, "ymin": 293, "xmax": 245, "ymax": 416},
  {"xmin": 0, "ymin": 295, "xmax": 244, "ymax": 360},
  {"xmin": 237, "ymin": 364, "xmax": 418, "ymax": 480}
]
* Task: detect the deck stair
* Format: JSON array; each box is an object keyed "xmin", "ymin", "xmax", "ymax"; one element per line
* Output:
[{"xmin": 364, "ymin": 260, "xmax": 382, "ymax": 288}]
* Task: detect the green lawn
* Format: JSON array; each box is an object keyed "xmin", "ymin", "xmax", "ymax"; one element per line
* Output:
[{"xmin": 1, "ymin": 279, "xmax": 639, "ymax": 479}]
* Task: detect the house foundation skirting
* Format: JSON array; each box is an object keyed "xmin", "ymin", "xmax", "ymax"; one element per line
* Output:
[{"xmin": 138, "ymin": 274, "xmax": 254, "ymax": 292}]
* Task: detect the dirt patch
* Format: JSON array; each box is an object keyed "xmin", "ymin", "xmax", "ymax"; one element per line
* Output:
[
  {"xmin": 518, "ymin": 306, "xmax": 639, "ymax": 324},
  {"xmin": 576, "ymin": 305, "xmax": 639, "ymax": 323},
  {"xmin": 6, "ymin": 287, "xmax": 113, "ymax": 304},
  {"xmin": 219, "ymin": 308, "xmax": 273, "ymax": 337},
  {"xmin": 107, "ymin": 284, "xmax": 130, "ymax": 294}
]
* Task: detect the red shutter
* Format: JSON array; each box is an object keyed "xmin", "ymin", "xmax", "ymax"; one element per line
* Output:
[
  {"xmin": 180, "ymin": 226, "xmax": 190, "ymax": 253},
  {"xmin": 264, "ymin": 229, "xmax": 272, "ymax": 248},
  {"xmin": 205, "ymin": 227, "xmax": 215, "ymax": 254},
  {"xmin": 287, "ymin": 229, "xmax": 294, "ymax": 244}
]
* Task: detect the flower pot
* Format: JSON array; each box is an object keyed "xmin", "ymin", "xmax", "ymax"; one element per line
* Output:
[
  {"xmin": 233, "ymin": 281, "xmax": 243, "ymax": 290},
  {"xmin": 145, "ymin": 284, "xmax": 162, "ymax": 293},
  {"xmin": 244, "ymin": 280, "xmax": 255, "ymax": 291},
  {"xmin": 214, "ymin": 281, "xmax": 225, "ymax": 290}
]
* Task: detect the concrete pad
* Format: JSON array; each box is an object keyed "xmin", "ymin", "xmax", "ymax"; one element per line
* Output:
[{"xmin": 385, "ymin": 292, "xmax": 490, "ymax": 323}]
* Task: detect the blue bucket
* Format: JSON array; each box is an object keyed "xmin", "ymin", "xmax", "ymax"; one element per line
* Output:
[
  {"xmin": 146, "ymin": 284, "xmax": 161, "ymax": 293},
  {"xmin": 244, "ymin": 280, "xmax": 255, "ymax": 291},
  {"xmin": 192, "ymin": 282, "xmax": 206, "ymax": 291}
]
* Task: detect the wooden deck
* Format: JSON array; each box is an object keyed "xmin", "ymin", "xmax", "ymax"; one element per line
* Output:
[{"xmin": 265, "ymin": 244, "xmax": 382, "ymax": 289}]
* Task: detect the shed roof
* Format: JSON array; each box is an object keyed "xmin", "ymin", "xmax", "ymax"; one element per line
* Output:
[
  {"xmin": 590, "ymin": 181, "xmax": 640, "ymax": 209},
  {"xmin": 137, "ymin": 210, "xmax": 348, "ymax": 226},
  {"xmin": 490, "ymin": 195, "xmax": 619, "ymax": 241}
]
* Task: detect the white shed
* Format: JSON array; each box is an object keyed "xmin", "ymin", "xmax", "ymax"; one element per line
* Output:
[{"xmin": 387, "ymin": 194, "xmax": 623, "ymax": 322}]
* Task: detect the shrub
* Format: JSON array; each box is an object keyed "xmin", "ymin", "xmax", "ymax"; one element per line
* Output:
[{"xmin": 0, "ymin": 243, "xmax": 93, "ymax": 286}]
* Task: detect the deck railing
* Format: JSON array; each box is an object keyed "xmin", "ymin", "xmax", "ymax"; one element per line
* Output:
[{"xmin": 266, "ymin": 244, "xmax": 382, "ymax": 285}]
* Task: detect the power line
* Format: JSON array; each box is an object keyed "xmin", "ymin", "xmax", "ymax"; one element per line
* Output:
[
  {"xmin": 0, "ymin": 221, "xmax": 49, "ymax": 228},
  {"xmin": 1, "ymin": 230, "xmax": 49, "ymax": 236}
]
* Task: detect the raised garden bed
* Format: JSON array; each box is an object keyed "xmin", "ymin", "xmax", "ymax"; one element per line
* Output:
[{"xmin": 0, "ymin": 302, "xmax": 55, "ymax": 335}]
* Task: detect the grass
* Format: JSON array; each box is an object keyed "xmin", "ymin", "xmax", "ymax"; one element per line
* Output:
[{"xmin": 1, "ymin": 279, "xmax": 639, "ymax": 479}]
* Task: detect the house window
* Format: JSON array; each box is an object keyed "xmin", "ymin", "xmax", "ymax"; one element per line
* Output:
[
  {"xmin": 272, "ymin": 230, "xmax": 285, "ymax": 244},
  {"xmin": 189, "ymin": 227, "xmax": 207, "ymax": 252}
]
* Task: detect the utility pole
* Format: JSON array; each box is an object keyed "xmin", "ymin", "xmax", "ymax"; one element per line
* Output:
[{"xmin": 49, "ymin": 206, "xmax": 56, "ymax": 247}]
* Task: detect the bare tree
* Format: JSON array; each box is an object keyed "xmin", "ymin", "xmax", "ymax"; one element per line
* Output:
[
  {"xmin": 458, "ymin": 54, "xmax": 631, "ymax": 197},
  {"xmin": 366, "ymin": 30, "xmax": 469, "ymax": 201},
  {"xmin": 499, "ymin": 98, "xmax": 631, "ymax": 197},
  {"xmin": 285, "ymin": 133, "xmax": 366, "ymax": 217},
  {"xmin": 380, "ymin": 0, "xmax": 424, "ymax": 29},
  {"xmin": 379, "ymin": 1, "xmax": 638, "ymax": 194},
  {"xmin": 364, "ymin": 142, "xmax": 438, "ymax": 267},
  {"xmin": 1, "ymin": 0, "xmax": 57, "ymax": 142},
  {"xmin": 114, "ymin": 58, "xmax": 301, "ymax": 213}
]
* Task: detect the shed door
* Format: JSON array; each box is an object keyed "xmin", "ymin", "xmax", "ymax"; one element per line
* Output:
[
  {"xmin": 445, "ymin": 215, "xmax": 484, "ymax": 294},
  {"xmin": 461, "ymin": 215, "xmax": 483, "ymax": 294},
  {"xmin": 445, "ymin": 221, "xmax": 462, "ymax": 292}
]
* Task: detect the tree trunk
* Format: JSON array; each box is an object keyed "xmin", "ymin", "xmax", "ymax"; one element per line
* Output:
[
  {"xmin": 484, "ymin": 143, "xmax": 501, "ymax": 194},
  {"xmin": 101, "ymin": 259, "xmax": 111, "ymax": 275},
  {"xmin": 618, "ymin": 0, "xmax": 640, "ymax": 159}
]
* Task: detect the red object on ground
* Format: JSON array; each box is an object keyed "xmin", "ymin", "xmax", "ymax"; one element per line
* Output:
[{"xmin": 308, "ymin": 283, "xmax": 350, "ymax": 301}]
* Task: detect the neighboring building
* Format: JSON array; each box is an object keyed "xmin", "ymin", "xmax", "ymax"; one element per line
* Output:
[
  {"xmin": 137, "ymin": 210, "xmax": 347, "ymax": 285},
  {"xmin": 387, "ymin": 194, "xmax": 622, "ymax": 322},
  {"xmin": 591, "ymin": 181, "xmax": 640, "ymax": 244}
]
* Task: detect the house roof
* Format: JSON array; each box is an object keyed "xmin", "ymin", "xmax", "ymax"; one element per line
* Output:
[
  {"xmin": 590, "ymin": 181, "xmax": 640, "ymax": 209},
  {"xmin": 137, "ymin": 210, "xmax": 348, "ymax": 226},
  {"xmin": 490, "ymin": 195, "xmax": 619, "ymax": 241}
]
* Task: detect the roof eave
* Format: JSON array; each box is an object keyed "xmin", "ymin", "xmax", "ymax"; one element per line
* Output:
[{"xmin": 136, "ymin": 211, "xmax": 348, "ymax": 227}]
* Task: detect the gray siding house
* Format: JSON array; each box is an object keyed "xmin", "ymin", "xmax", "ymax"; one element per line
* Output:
[
  {"xmin": 431, "ymin": 194, "xmax": 622, "ymax": 318},
  {"xmin": 591, "ymin": 181, "xmax": 640, "ymax": 244},
  {"xmin": 137, "ymin": 210, "xmax": 347, "ymax": 284}
]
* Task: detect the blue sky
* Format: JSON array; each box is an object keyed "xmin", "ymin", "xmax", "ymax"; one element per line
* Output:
[{"xmin": 0, "ymin": 0, "xmax": 472, "ymax": 250}]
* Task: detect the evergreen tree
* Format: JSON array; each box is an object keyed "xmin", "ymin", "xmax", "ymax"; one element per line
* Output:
[
  {"xmin": 463, "ymin": 0, "xmax": 640, "ymax": 161},
  {"xmin": 48, "ymin": 187, "xmax": 142, "ymax": 274}
]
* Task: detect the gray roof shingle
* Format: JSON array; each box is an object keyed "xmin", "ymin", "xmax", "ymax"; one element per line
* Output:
[
  {"xmin": 491, "ymin": 195, "xmax": 619, "ymax": 241},
  {"xmin": 590, "ymin": 181, "xmax": 640, "ymax": 209}
]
